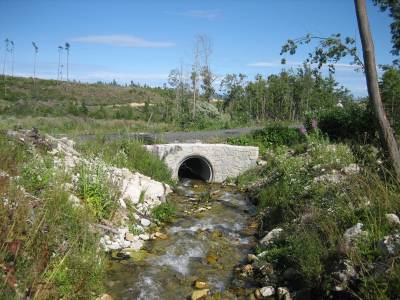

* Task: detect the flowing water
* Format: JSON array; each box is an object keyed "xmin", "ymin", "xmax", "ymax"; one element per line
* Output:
[{"xmin": 106, "ymin": 179, "xmax": 257, "ymax": 299}]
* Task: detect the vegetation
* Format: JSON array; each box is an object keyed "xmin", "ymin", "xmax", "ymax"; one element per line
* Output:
[
  {"xmin": 151, "ymin": 202, "xmax": 176, "ymax": 223},
  {"xmin": 77, "ymin": 137, "xmax": 174, "ymax": 185},
  {"xmin": 0, "ymin": 133, "xmax": 106, "ymax": 299},
  {"xmin": 236, "ymin": 126, "xmax": 399, "ymax": 299}
]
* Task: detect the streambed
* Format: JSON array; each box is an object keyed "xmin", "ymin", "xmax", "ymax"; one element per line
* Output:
[{"xmin": 106, "ymin": 180, "xmax": 258, "ymax": 299}]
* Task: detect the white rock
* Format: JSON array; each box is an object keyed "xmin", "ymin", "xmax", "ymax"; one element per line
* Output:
[
  {"xmin": 118, "ymin": 227, "xmax": 129, "ymax": 234},
  {"xmin": 140, "ymin": 218, "xmax": 151, "ymax": 227},
  {"xmin": 342, "ymin": 164, "xmax": 360, "ymax": 175},
  {"xmin": 130, "ymin": 240, "xmax": 144, "ymax": 251},
  {"xmin": 277, "ymin": 287, "xmax": 291, "ymax": 300},
  {"xmin": 378, "ymin": 233, "xmax": 400, "ymax": 256},
  {"xmin": 386, "ymin": 213, "xmax": 400, "ymax": 227},
  {"xmin": 260, "ymin": 228, "xmax": 283, "ymax": 245},
  {"xmin": 119, "ymin": 240, "xmax": 131, "ymax": 248},
  {"xmin": 108, "ymin": 242, "xmax": 120, "ymax": 250},
  {"xmin": 139, "ymin": 233, "xmax": 150, "ymax": 241},
  {"xmin": 343, "ymin": 223, "xmax": 365, "ymax": 248},
  {"xmin": 260, "ymin": 286, "xmax": 275, "ymax": 297}
]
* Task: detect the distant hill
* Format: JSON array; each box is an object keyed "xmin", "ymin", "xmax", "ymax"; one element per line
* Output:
[{"xmin": 0, "ymin": 76, "xmax": 168, "ymax": 106}]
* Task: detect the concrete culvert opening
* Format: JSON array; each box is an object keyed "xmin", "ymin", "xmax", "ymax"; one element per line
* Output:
[{"xmin": 178, "ymin": 156, "xmax": 213, "ymax": 181}]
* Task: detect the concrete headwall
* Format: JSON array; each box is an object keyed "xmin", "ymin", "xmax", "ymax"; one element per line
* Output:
[{"xmin": 145, "ymin": 143, "xmax": 259, "ymax": 182}]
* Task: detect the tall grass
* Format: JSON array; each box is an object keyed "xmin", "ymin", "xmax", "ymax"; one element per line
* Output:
[{"xmin": 0, "ymin": 134, "xmax": 106, "ymax": 299}]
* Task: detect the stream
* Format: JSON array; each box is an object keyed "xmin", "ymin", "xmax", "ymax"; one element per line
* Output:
[{"xmin": 106, "ymin": 179, "xmax": 258, "ymax": 299}]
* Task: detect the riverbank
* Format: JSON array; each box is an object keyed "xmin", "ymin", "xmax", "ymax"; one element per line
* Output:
[{"xmin": 233, "ymin": 131, "xmax": 400, "ymax": 299}]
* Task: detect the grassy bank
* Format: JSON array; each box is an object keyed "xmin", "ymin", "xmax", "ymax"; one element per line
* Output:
[
  {"xmin": 232, "ymin": 127, "xmax": 400, "ymax": 299},
  {"xmin": 0, "ymin": 130, "xmax": 174, "ymax": 299}
]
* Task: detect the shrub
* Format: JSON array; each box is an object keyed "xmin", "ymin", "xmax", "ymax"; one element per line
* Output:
[
  {"xmin": 253, "ymin": 124, "xmax": 307, "ymax": 148},
  {"xmin": 311, "ymin": 102, "xmax": 377, "ymax": 143}
]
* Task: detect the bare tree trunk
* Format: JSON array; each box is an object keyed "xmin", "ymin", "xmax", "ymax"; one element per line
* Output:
[
  {"xmin": 355, "ymin": 0, "xmax": 400, "ymax": 180},
  {"xmin": 66, "ymin": 50, "xmax": 69, "ymax": 82}
]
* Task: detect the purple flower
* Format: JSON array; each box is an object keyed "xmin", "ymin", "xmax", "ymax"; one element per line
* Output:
[{"xmin": 299, "ymin": 125, "xmax": 307, "ymax": 135}]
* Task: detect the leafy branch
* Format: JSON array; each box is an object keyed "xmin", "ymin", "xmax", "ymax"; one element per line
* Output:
[{"xmin": 280, "ymin": 33, "xmax": 365, "ymax": 73}]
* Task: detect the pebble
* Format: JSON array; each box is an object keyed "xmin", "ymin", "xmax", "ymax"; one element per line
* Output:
[
  {"xmin": 259, "ymin": 286, "xmax": 275, "ymax": 297},
  {"xmin": 191, "ymin": 289, "xmax": 209, "ymax": 300},
  {"xmin": 125, "ymin": 232, "xmax": 135, "ymax": 242},
  {"xmin": 154, "ymin": 232, "xmax": 168, "ymax": 240},
  {"xmin": 139, "ymin": 233, "xmax": 150, "ymax": 241},
  {"xmin": 194, "ymin": 280, "xmax": 209, "ymax": 289},
  {"xmin": 140, "ymin": 218, "xmax": 151, "ymax": 227}
]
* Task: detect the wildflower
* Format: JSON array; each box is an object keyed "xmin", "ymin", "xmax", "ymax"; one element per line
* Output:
[{"xmin": 299, "ymin": 125, "xmax": 307, "ymax": 135}]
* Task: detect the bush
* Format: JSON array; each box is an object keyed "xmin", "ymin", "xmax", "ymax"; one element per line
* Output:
[{"xmin": 311, "ymin": 102, "xmax": 377, "ymax": 143}]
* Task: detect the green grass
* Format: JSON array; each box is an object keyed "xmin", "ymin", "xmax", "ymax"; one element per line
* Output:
[
  {"xmin": 0, "ymin": 133, "xmax": 106, "ymax": 299},
  {"xmin": 238, "ymin": 130, "xmax": 400, "ymax": 299},
  {"xmin": 75, "ymin": 161, "xmax": 119, "ymax": 220},
  {"xmin": 151, "ymin": 202, "xmax": 176, "ymax": 223}
]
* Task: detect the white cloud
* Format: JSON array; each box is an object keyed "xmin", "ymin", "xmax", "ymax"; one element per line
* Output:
[
  {"xmin": 70, "ymin": 35, "xmax": 175, "ymax": 48},
  {"xmin": 166, "ymin": 9, "xmax": 220, "ymax": 19}
]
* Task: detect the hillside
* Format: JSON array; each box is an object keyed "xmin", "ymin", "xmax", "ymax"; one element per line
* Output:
[{"xmin": 0, "ymin": 75, "xmax": 168, "ymax": 106}]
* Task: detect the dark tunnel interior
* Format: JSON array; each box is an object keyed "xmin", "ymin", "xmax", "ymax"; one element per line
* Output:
[{"xmin": 178, "ymin": 156, "xmax": 212, "ymax": 181}]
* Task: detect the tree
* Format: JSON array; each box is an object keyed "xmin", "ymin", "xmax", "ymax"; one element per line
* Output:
[
  {"xmin": 57, "ymin": 45, "xmax": 63, "ymax": 82},
  {"xmin": 64, "ymin": 42, "xmax": 70, "ymax": 81},
  {"xmin": 10, "ymin": 41, "xmax": 14, "ymax": 77},
  {"xmin": 380, "ymin": 67, "xmax": 400, "ymax": 128},
  {"xmin": 355, "ymin": 0, "xmax": 400, "ymax": 180},
  {"xmin": 373, "ymin": 0, "xmax": 400, "ymax": 65},
  {"xmin": 201, "ymin": 66, "xmax": 215, "ymax": 102},
  {"xmin": 280, "ymin": 0, "xmax": 400, "ymax": 180},
  {"xmin": 32, "ymin": 42, "xmax": 39, "ymax": 88}
]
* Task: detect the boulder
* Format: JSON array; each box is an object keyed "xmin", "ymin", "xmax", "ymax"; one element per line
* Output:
[
  {"xmin": 378, "ymin": 233, "xmax": 400, "ymax": 256},
  {"xmin": 277, "ymin": 287, "xmax": 291, "ymax": 300},
  {"xmin": 259, "ymin": 286, "xmax": 275, "ymax": 297},
  {"xmin": 386, "ymin": 213, "xmax": 400, "ymax": 227},
  {"xmin": 343, "ymin": 223, "xmax": 365, "ymax": 249},
  {"xmin": 260, "ymin": 228, "xmax": 283, "ymax": 245}
]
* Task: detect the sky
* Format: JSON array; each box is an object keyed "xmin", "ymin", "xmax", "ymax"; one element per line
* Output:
[{"xmin": 0, "ymin": 0, "xmax": 395, "ymax": 96}]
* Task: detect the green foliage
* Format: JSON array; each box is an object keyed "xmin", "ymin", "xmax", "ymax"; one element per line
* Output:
[
  {"xmin": 228, "ymin": 124, "xmax": 307, "ymax": 155},
  {"xmin": 151, "ymin": 201, "xmax": 176, "ymax": 223},
  {"xmin": 20, "ymin": 152, "xmax": 53, "ymax": 194},
  {"xmin": 253, "ymin": 125, "xmax": 307, "ymax": 148},
  {"xmin": 380, "ymin": 67, "xmax": 400, "ymax": 131},
  {"xmin": 312, "ymin": 102, "xmax": 377, "ymax": 142},
  {"xmin": 0, "ymin": 136, "xmax": 105, "ymax": 299},
  {"xmin": 243, "ymin": 137, "xmax": 400, "ymax": 298},
  {"xmin": 75, "ymin": 161, "xmax": 118, "ymax": 220}
]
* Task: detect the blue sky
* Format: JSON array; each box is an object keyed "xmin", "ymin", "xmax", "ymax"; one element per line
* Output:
[{"xmin": 0, "ymin": 0, "xmax": 395, "ymax": 96}]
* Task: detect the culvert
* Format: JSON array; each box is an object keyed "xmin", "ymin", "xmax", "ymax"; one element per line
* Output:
[{"xmin": 177, "ymin": 156, "xmax": 213, "ymax": 181}]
